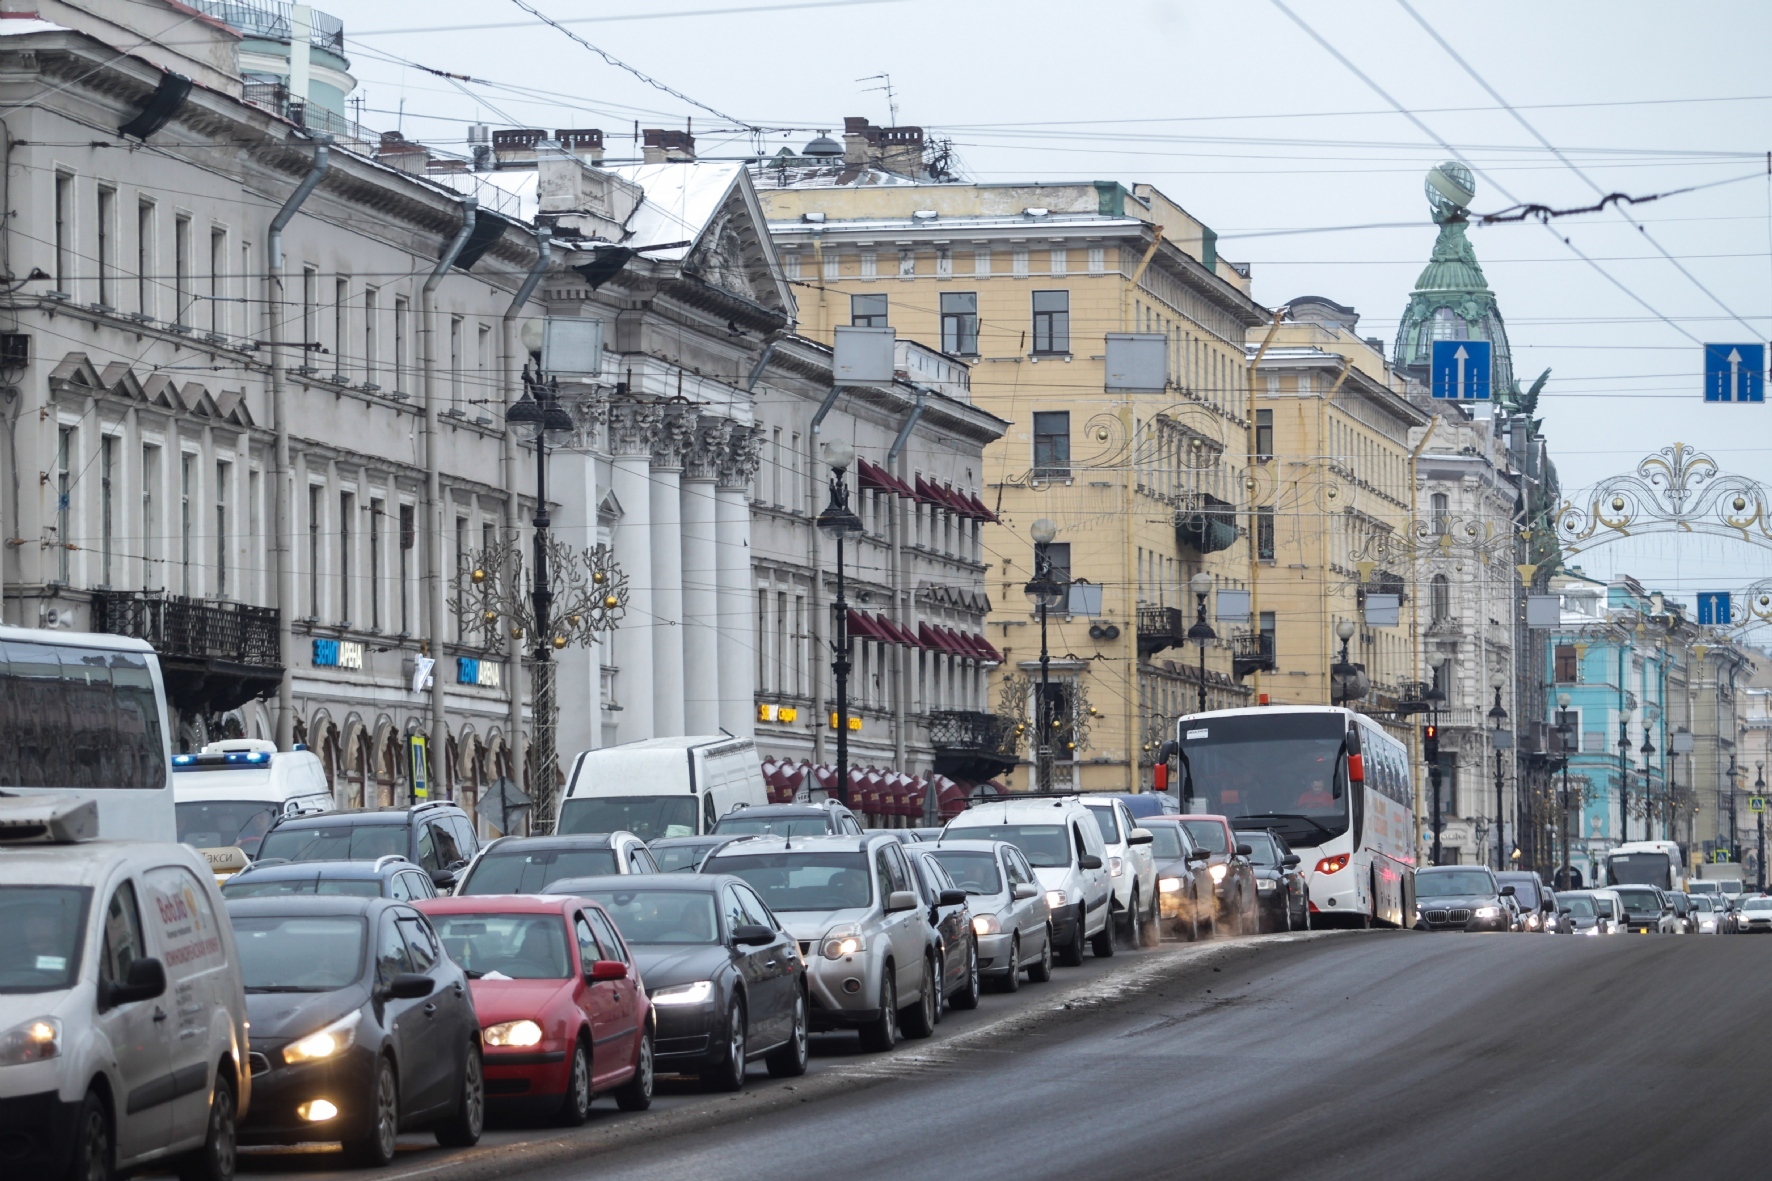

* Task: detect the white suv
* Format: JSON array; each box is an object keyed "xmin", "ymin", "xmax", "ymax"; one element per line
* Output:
[
  {"xmin": 944, "ymin": 797, "xmax": 1113, "ymax": 965},
  {"xmin": 1081, "ymin": 797, "xmax": 1159, "ymax": 949}
]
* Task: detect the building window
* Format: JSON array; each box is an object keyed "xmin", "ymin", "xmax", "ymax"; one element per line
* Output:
[
  {"xmin": 940, "ymin": 291, "xmax": 978, "ymax": 355},
  {"xmin": 1430, "ymin": 574, "xmax": 1450, "ymax": 622},
  {"xmin": 394, "ymin": 296, "xmax": 409, "ymax": 392},
  {"xmin": 209, "ymin": 228, "xmax": 227, "ymax": 336},
  {"xmin": 334, "ymin": 278, "xmax": 351, "ymax": 380},
  {"xmin": 1254, "ymin": 506, "xmax": 1275, "ymax": 561},
  {"xmin": 308, "ymin": 484, "xmax": 322, "ymax": 618},
  {"xmin": 1031, "ymin": 290, "xmax": 1069, "ymax": 354},
  {"xmin": 180, "ymin": 453, "xmax": 194, "ymax": 595},
  {"xmin": 141, "ymin": 444, "xmax": 160, "ymax": 586},
  {"xmin": 100, "ymin": 436, "xmax": 115, "ymax": 587},
  {"xmin": 1431, "ymin": 492, "xmax": 1450, "ymax": 535},
  {"xmin": 449, "ymin": 315, "xmax": 463, "ymax": 409},
  {"xmin": 1555, "ymin": 644, "xmax": 1579, "ymax": 683},
  {"xmin": 248, "ymin": 469, "xmax": 261, "ymax": 601},
  {"xmin": 399, "ymin": 504, "xmax": 414, "ymax": 634},
  {"xmin": 215, "ymin": 461, "xmax": 229, "ymax": 598},
  {"xmin": 96, "ymin": 186, "xmax": 115, "ymax": 307},
  {"xmin": 1255, "ymin": 409, "xmax": 1273, "ymax": 460},
  {"xmin": 850, "ymin": 293, "xmax": 888, "ymax": 328},
  {"xmin": 369, "ymin": 498, "xmax": 383, "ymax": 631},
  {"xmin": 1043, "ymin": 542, "xmax": 1072, "ymax": 583},
  {"xmin": 1260, "ymin": 610, "xmax": 1276, "ymax": 656},
  {"xmin": 136, "ymin": 201, "xmax": 155, "ymax": 318},
  {"xmin": 338, "ymin": 491, "xmax": 353, "ymax": 623},
  {"xmin": 453, "ymin": 517, "xmax": 467, "ymax": 642},
  {"xmin": 55, "ymin": 427, "xmax": 74, "ymax": 583},
  {"xmin": 363, "ymin": 288, "xmax": 379, "ymax": 384},
  {"xmin": 174, "ymin": 216, "xmax": 192, "ymax": 327},
  {"xmin": 1431, "ymin": 658, "xmax": 1452, "ymax": 706},
  {"xmin": 54, "ymin": 173, "xmax": 73, "ymax": 296},
  {"xmin": 1032, "ymin": 411, "xmax": 1071, "ymax": 479}
]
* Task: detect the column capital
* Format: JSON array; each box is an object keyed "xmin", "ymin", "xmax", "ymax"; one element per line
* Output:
[
  {"xmin": 651, "ymin": 406, "xmax": 698, "ymax": 472},
  {"xmin": 719, "ymin": 424, "xmax": 766, "ymax": 490},
  {"xmin": 684, "ymin": 417, "xmax": 732, "ymax": 483},
  {"xmin": 607, "ymin": 398, "xmax": 662, "ymax": 459}
]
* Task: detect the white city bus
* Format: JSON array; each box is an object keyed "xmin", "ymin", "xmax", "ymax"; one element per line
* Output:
[
  {"xmin": 1173, "ymin": 705, "xmax": 1415, "ymax": 927},
  {"xmin": 1605, "ymin": 840, "xmax": 1684, "ymax": 892},
  {"xmin": 0, "ymin": 625, "xmax": 175, "ymax": 840}
]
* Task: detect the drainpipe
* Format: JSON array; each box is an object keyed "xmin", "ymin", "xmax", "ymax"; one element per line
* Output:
[
  {"xmin": 887, "ymin": 388, "xmax": 927, "ymax": 781},
  {"xmin": 501, "ymin": 226, "xmax": 551, "ymax": 798},
  {"xmin": 423, "ymin": 198, "xmax": 477, "ymax": 788},
  {"xmin": 267, "ymin": 136, "xmax": 331, "ymax": 752}
]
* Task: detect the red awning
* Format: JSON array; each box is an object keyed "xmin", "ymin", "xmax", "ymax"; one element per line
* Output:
[
  {"xmin": 946, "ymin": 627, "xmax": 982, "ymax": 658},
  {"xmin": 846, "ymin": 609, "xmax": 885, "ymax": 641},
  {"xmin": 918, "ymin": 622, "xmax": 948, "ymax": 653},
  {"xmin": 856, "ymin": 458, "xmax": 892, "ymax": 493},
  {"xmin": 938, "ymin": 484, "xmax": 972, "ymax": 516},
  {"xmin": 966, "ymin": 492, "xmax": 998, "ymax": 522},
  {"xmin": 972, "ymin": 633, "xmax": 1004, "ymax": 663},
  {"xmin": 913, "ymin": 475, "xmax": 941, "ymax": 507},
  {"xmin": 879, "ymin": 617, "xmax": 918, "ymax": 647}
]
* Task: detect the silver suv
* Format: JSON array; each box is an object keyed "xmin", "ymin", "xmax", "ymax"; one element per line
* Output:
[{"xmin": 701, "ymin": 834, "xmax": 939, "ymax": 1052}]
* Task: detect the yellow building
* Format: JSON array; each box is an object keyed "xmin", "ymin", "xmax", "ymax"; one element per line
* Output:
[{"xmin": 757, "ymin": 127, "xmax": 1270, "ymax": 790}]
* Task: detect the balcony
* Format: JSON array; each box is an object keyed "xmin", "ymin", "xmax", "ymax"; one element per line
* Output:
[
  {"xmin": 1137, "ymin": 607, "xmax": 1189, "ymax": 656},
  {"xmin": 91, "ymin": 592, "xmax": 283, "ymax": 714},
  {"xmin": 928, "ymin": 710, "xmax": 1018, "ymax": 782},
  {"xmin": 1231, "ymin": 632, "xmax": 1276, "ymax": 679},
  {"xmin": 1176, "ymin": 494, "xmax": 1239, "ymax": 555}
]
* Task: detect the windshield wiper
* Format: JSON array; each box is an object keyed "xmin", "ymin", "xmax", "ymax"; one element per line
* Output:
[{"xmin": 1240, "ymin": 813, "xmax": 1338, "ymax": 841}]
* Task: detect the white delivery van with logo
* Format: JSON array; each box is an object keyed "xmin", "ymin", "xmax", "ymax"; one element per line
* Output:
[{"xmin": 558, "ymin": 735, "xmax": 768, "ymax": 841}]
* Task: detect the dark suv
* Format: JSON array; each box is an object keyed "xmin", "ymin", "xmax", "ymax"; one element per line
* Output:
[
  {"xmin": 712, "ymin": 802, "xmax": 864, "ymax": 838},
  {"xmin": 222, "ymin": 854, "xmax": 440, "ymax": 901},
  {"xmin": 1413, "ymin": 865, "xmax": 1515, "ymax": 932},
  {"xmin": 256, "ymin": 801, "xmax": 481, "ymax": 891}
]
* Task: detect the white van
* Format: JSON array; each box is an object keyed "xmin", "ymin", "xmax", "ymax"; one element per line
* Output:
[
  {"xmin": 173, "ymin": 739, "xmax": 333, "ymax": 861},
  {"xmin": 0, "ymin": 795, "xmax": 250, "ymax": 1180},
  {"xmin": 558, "ymin": 735, "xmax": 767, "ymax": 842}
]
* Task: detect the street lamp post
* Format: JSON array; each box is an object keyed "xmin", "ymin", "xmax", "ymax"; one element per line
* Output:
[
  {"xmin": 1758, "ymin": 763, "xmax": 1767, "ymax": 892},
  {"xmin": 1331, "ymin": 619, "xmax": 1357, "ymax": 708},
  {"xmin": 1727, "ymin": 755, "xmax": 1738, "ymax": 864},
  {"xmin": 1617, "ymin": 710, "xmax": 1633, "ymax": 846},
  {"xmin": 1488, "ymin": 672, "xmax": 1509, "ymax": 873},
  {"xmin": 1187, "ymin": 572, "xmax": 1215, "ymax": 714},
  {"xmin": 1556, "ymin": 693, "xmax": 1575, "ymax": 889},
  {"xmin": 1426, "ymin": 677, "xmax": 1446, "ymax": 867},
  {"xmin": 1024, "ymin": 519, "xmax": 1067, "ymax": 792},
  {"xmin": 1639, "ymin": 730, "xmax": 1656, "ymax": 842},
  {"xmin": 816, "ymin": 440, "xmax": 864, "ymax": 807}
]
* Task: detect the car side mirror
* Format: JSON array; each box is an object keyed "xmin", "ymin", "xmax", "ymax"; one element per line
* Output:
[
  {"xmin": 1499, "ymin": 885, "xmax": 1516, "ymax": 896},
  {"xmin": 939, "ymin": 888, "xmax": 968, "ymax": 907},
  {"xmin": 731, "ymin": 924, "xmax": 776, "ymax": 947},
  {"xmin": 1281, "ymin": 855, "xmax": 1301, "ymax": 867},
  {"xmin": 387, "ymin": 972, "xmax": 434, "ymax": 1000},
  {"xmin": 1127, "ymin": 828, "xmax": 1154, "ymax": 846},
  {"xmin": 886, "ymin": 889, "xmax": 920, "ymax": 913},
  {"xmin": 1188, "ymin": 849, "xmax": 1213, "ymax": 863},
  {"xmin": 589, "ymin": 959, "xmax": 629, "ymax": 982},
  {"xmin": 103, "ymin": 957, "xmax": 167, "ymax": 1009},
  {"xmin": 429, "ymin": 868, "xmax": 458, "ymax": 890},
  {"xmin": 1078, "ymin": 854, "xmax": 1103, "ymax": 871},
  {"xmin": 1013, "ymin": 882, "xmax": 1039, "ymax": 901},
  {"xmin": 1235, "ymin": 844, "xmax": 1253, "ymax": 857}
]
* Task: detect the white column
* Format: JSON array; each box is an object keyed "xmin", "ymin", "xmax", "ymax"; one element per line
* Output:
[
  {"xmin": 607, "ymin": 401, "xmax": 660, "ymax": 741},
  {"xmin": 681, "ymin": 417, "xmax": 727, "ymax": 733},
  {"xmin": 649, "ymin": 410, "xmax": 693, "ymax": 737},
  {"xmin": 716, "ymin": 427, "xmax": 763, "ymax": 737}
]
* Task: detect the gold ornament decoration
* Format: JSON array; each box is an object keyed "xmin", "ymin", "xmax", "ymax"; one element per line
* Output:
[{"xmin": 471, "ymin": 568, "xmax": 486, "ymax": 584}]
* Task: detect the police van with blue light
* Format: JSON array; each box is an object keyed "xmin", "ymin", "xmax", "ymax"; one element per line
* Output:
[{"xmin": 173, "ymin": 740, "xmax": 333, "ymax": 878}]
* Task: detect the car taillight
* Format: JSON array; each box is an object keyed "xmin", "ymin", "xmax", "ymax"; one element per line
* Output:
[{"xmin": 1315, "ymin": 854, "xmax": 1350, "ymax": 875}]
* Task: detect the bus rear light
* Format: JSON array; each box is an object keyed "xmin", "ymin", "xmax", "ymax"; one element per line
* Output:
[{"xmin": 1315, "ymin": 854, "xmax": 1350, "ymax": 875}]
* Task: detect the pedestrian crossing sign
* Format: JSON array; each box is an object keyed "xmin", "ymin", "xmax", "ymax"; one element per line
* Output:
[{"xmin": 1751, "ymin": 797, "xmax": 1767, "ymax": 813}]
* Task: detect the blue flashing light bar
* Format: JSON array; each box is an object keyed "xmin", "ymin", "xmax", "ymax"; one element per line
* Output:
[{"xmin": 172, "ymin": 750, "xmax": 275, "ymax": 772}]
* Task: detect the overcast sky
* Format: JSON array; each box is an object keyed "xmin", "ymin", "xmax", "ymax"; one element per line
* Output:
[{"xmin": 333, "ymin": 0, "xmax": 1772, "ymax": 630}]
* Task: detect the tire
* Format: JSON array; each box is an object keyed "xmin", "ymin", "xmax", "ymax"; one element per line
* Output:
[
  {"xmin": 765, "ymin": 991, "xmax": 809, "ymax": 1077},
  {"xmin": 1057, "ymin": 908, "xmax": 1086, "ymax": 966},
  {"xmin": 1140, "ymin": 892, "xmax": 1162, "ymax": 949},
  {"xmin": 858, "ymin": 969, "xmax": 898, "ymax": 1052},
  {"xmin": 613, "ymin": 1030, "xmax": 654, "ymax": 1112},
  {"xmin": 1283, "ymin": 892, "xmax": 1294, "ymax": 933},
  {"xmin": 701, "ymin": 998, "xmax": 747, "ymax": 1092},
  {"xmin": 950, "ymin": 938, "xmax": 981, "ymax": 1010},
  {"xmin": 175, "ymin": 1073, "xmax": 236, "ymax": 1181},
  {"xmin": 1091, "ymin": 908, "xmax": 1117, "ymax": 958},
  {"xmin": 997, "ymin": 935, "xmax": 1022, "ymax": 992},
  {"xmin": 344, "ymin": 1058, "xmax": 399, "ymax": 1167},
  {"xmin": 1027, "ymin": 927, "xmax": 1054, "ymax": 983},
  {"xmin": 555, "ymin": 1039, "xmax": 591, "ymax": 1126},
  {"xmin": 1122, "ymin": 891, "xmax": 1143, "ymax": 950},
  {"xmin": 64, "ymin": 1089, "xmax": 113, "ymax": 1181},
  {"xmin": 434, "ymin": 1044, "xmax": 484, "ymax": 1148},
  {"xmin": 900, "ymin": 957, "xmax": 938, "ymax": 1039}
]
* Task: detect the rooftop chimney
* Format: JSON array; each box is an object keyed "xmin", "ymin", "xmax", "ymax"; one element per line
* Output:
[
  {"xmin": 556, "ymin": 128, "xmax": 605, "ymax": 166},
  {"xmin": 840, "ymin": 116, "xmax": 924, "ymax": 175},
  {"xmin": 492, "ymin": 128, "xmax": 547, "ymax": 170},
  {"xmin": 375, "ymin": 131, "xmax": 429, "ymax": 176},
  {"xmin": 641, "ymin": 129, "xmax": 695, "ymax": 163}
]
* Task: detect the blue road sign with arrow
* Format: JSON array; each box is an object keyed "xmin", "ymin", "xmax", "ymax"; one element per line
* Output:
[
  {"xmin": 1697, "ymin": 592, "xmax": 1732, "ymax": 626},
  {"xmin": 1431, "ymin": 339, "xmax": 1491, "ymax": 401},
  {"xmin": 1703, "ymin": 343, "xmax": 1764, "ymax": 403}
]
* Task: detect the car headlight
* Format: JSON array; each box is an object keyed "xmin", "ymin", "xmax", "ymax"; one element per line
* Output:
[
  {"xmin": 283, "ymin": 1011, "xmax": 363, "ymax": 1064},
  {"xmin": 1412, "ymin": 909, "xmax": 1422, "ymax": 923},
  {"xmin": 1108, "ymin": 856, "xmax": 1124, "ymax": 878},
  {"xmin": 1158, "ymin": 877, "xmax": 1183, "ymax": 894},
  {"xmin": 1256, "ymin": 878, "xmax": 1277, "ymax": 893},
  {"xmin": 822, "ymin": 929, "xmax": 864, "ymax": 959},
  {"xmin": 651, "ymin": 980, "xmax": 715, "ymax": 1006},
  {"xmin": 1526, "ymin": 914, "xmax": 1540, "ymax": 929},
  {"xmin": 1583, "ymin": 926, "xmax": 1600, "ymax": 937},
  {"xmin": 483, "ymin": 1019, "xmax": 545, "ymax": 1046},
  {"xmin": 0, "ymin": 1016, "xmax": 60, "ymax": 1067},
  {"xmin": 1474, "ymin": 907, "xmax": 1499, "ymax": 919},
  {"xmin": 972, "ymin": 913, "xmax": 1002, "ymax": 936},
  {"xmin": 1208, "ymin": 864, "xmax": 1227, "ymax": 884},
  {"xmin": 1045, "ymin": 890, "xmax": 1067, "ymax": 909}
]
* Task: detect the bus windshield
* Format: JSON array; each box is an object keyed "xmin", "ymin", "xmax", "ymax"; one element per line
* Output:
[
  {"xmin": 1608, "ymin": 853, "xmax": 1674, "ymax": 889},
  {"xmin": 1178, "ymin": 713, "xmax": 1347, "ymax": 849}
]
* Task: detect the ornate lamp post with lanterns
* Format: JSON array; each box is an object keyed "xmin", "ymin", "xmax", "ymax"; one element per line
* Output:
[{"xmin": 816, "ymin": 439, "xmax": 864, "ymax": 806}]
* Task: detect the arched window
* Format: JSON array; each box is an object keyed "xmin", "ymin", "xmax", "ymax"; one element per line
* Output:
[{"xmin": 1430, "ymin": 574, "xmax": 1451, "ymax": 622}]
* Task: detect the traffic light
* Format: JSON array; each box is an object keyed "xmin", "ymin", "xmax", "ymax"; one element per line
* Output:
[{"xmin": 1422, "ymin": 723, "xmax": 1439, "ymax": 762}]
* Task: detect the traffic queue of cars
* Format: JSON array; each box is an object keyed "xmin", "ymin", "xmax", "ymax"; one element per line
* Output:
[{"xmin": 1412, "ymin": 865, "xmax": 1763, "ymax": 936}]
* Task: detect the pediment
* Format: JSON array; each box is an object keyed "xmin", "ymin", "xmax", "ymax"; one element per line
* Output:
[
  {"xmin": 48, "ymin": 352, "xmax": 103, "ymax": 391},
  {"xmin": 215, "ymin": 388, "xmax": 254, "ymax": 426},
  {"xmin": 143, "ymin": 372, "xmax": 186, "ymax": 411},
  {"xmin": 681, "ymin": 173, "xmax": 796, "ymax": 321}
]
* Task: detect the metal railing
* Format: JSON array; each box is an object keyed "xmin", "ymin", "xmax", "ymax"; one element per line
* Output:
[
  {"xmin": 91, "ymin": 592, "xmax": 280, "ymax": 667},
  {"xmin": 928, "ymin": 710, "xmax": 1016, "ymax": 757},
  {"xmin": 189, "ymin": 0, "xmax": 345, "ymax": 51},
  {"xmin": 1230, "ymin": 632, "xmax": 1276, "ymax": 678},
  {"xmin": 1137, "ymin": 606, "xmax": 1187, "ymax": 655}
]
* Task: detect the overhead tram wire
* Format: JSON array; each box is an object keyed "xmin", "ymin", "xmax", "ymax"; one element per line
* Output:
[
  {"xmin": 1268, "ymin": 0, "xmax": 1703, "ymax": 345},
  {"xmin": 355, "ymin": 0, "xmax": 905, "ymax": 37},
  {"xmin": 1396, "ymin": 0, "xmax": 1764, "ymax": 340}
]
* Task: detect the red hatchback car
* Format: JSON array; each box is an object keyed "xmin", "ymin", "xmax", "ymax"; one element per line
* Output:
[{"xmin": 416, "ymin": 894, "xmax": 653, "ymax": 1123}]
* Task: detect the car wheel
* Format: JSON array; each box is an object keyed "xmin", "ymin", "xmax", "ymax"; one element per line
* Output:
[
  {"xmin": 1140, "ymin": 892, "xmax": 1162, "ymax": 948},
  {"xmin": 1091, "ymin": 908, "xmax": 1116, "ymax": 958},
  {"xmin": 701, "ymin": 998, "xmax": 748, "ymax": 1092},
  {"xmin": 1122, "ymin": 890, "xmax": 1143, "ymax": 950},
  {"xmin": 765, "ymin": 991, "xmax": 809, "ymax": 1077},
  {"xmin": 901, "ymin": 956, "xmax": 938, "ymax": 1039},
  {"xmin": 858, "ymin": 968, "xmax": 898, "ymax": 1052},
  {"xmin": 1283, "ymin": 893, "xmax": 1294, "ymax": 933},
  {"xmin": 555, "ymin": 1039, "xmax": 591, "ymax": 1126},
  {"xmin": 344, "ymin": 1058, "xmax": 399, "ymax": 1167},
  {"xmin": 614, "ymin": 1029, "xmax": 654, "ymax": 1111},
  {"xmin": 951, "ymin": 938, "xmax": 981, "ymax": 1010},
  {"xmin": 65, "ymin": 1089, "xmax": 113, "ymax": 1181},
  {"xmin": 1027, "ymin": 926, "xmax": 1055, "ymax": 983},
  {"xmin": 434, "ymin": 1043, "xmax": 484, "ymax": 1148},
  {"xmin": 175, "ymin": 1072, "xmax": 236, "ymax": 1181},
  {"xmin": 998, "ymin": 935, "xmax": 1022, "ymax": 992},
  {"xmin": 1058, "ymin": 907, "xmax": 1086, "ymax": 966},
  {"xmin": 931, "ymin": 943, "xmax": 945, "ymax": 1025}
]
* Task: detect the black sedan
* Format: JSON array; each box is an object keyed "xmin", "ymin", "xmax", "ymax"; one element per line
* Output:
[
  {"xmin": 1412, "ymin": 866, "xmax": 1516, "ymax": 933},
  {"xmin": 1141, "ymin": 819, "xmax": 1215, "ymax": 941},
  {"xmin": 1236, "ymin": 829, "xmax": 1308, "ymax": 933},
  {"xmin": 226, "ymin": 895, "xmax": 484, "ymax": 1166},
  {"xmin": 556, "ymin": 874, "xmax": 809, "ymax": 1091}
]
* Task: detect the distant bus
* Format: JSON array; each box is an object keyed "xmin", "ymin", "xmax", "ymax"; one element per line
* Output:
[
  {"xmin": 1173, "ymin": 705, "xmax": 1415, "ymax": 927},
  {"xmin": 1605, "ymin": 841, "xmax": 1683, "ymax": 892},
  {"xmin": 0, "ymin": 625, "xmax": 175, "ymax": 840}
]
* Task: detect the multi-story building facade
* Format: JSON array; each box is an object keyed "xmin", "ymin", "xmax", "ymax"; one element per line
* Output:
[{"xmin": 757, "ymin": 123, "xmax": 1268, "ymax": 792}]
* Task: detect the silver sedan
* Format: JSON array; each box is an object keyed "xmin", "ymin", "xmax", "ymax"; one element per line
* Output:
[{"xmin": 923, "ymin": 839, "xmax": 1053, "ymax": 991}]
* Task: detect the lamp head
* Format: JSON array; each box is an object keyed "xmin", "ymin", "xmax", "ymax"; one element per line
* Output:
[
  {"xmin": 1557, "ymin": 692, "xmax": 1571, "ymax": 708},
  {"xmin": 505, "ymin": 387, "xmax": 544, "ymax": 443},
  {"xmin": 822, "ymin": 438, "xmax": 855, "ymax": 473},
  {"xmin": 519, "ymin": 319, "xmax": 544, "ymax": 357},
  {"xmin": 1490, "ymin": 671, "xmax": 1506, "ymax": 689},
  {"xmin": 1335, "ymin": 619, "xmax": 1356, "ymax": 642},
  {"xmin": 1190, "ymin": 572, "xmax": 1213, "ymax": 597},
  {"xmin": 1030, "ymin": 518, "xmax": 1058, "ymax": 546}
]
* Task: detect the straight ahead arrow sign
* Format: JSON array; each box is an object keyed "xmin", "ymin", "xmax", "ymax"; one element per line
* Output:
[
  {"xmin": 1454, "ymin": 345, "xmax": 1469, "ymax": 400},
  {"xmin": 1728, "ymin": 347, "xmax": 1742, "ymax": 402}
]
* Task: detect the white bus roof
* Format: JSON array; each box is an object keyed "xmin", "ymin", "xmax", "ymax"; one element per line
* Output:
[{"xmin": 0, "ymin": 625, "xmax": 158, "ymax": 654}]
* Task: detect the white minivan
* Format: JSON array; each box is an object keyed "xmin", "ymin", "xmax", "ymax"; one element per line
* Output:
[
  {"xmin": 173, "ymin": 739, "xmax": 334, "ymax": 861},
  {"xmin": 0, "ymin": 795, "xmax": 250, "ymax": 1181},
  {"xmin": 557, "ymin": 735, "xmax": 767, "ymax": 842}
]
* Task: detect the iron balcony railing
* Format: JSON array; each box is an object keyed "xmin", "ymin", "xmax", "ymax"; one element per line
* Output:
[
  {"xmin": 189, "ymin": 0, "xmax": 345, "ymax": 51},
  {"xmin": 1231, "ymin": 632, "xmax": 1276, "ymax": 679},
  {"xmin": 91, "ymin": 592, "xmax": 280, "ymax": 668},
  {"xmin": 928, "ymin": 710, "xmax": 1017, "ymax": 757},
  {"xmin": 1137, "ymin": 606, "xmax": 1188, "ymax": 656}
]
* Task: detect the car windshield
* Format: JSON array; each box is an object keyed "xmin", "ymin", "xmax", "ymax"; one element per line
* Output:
[
  {"xmin": 1236, "ymin": 833, "xmax": 1280, "ymax": 866},
  {"xmin": 652, "ymin": 843, "xmax": 714, "ymax": 873},
  {"xmin": 233, "ymin": 915, "xmax": 366, "ymax": 991},
  {"xmin": 579, "ymin": 889, "xmax": 721, "ymax": 944},
  {"xmin": 713, "ymin": 815, "xmax": 831, "ymax": 837},
  {"xmin": 1177, "ymin": 713, "xmax": 1349, "ymax": 849},
  {"xmin": 1501, "ymin": 879, "xmax": 1541, "ymax": 908},
  {"xmin": 1084, "ymin": 805, "xmax": 1119, "ymax": 845},
  {"xmin": 430, "ymin": 913, "xmax": 571, "ymax": 979},
  {"xmin": 1743, "ymin": 898, "xmax": 1772, "ymax": 912},
  {"xmin": 1181, "ymin": 821, "xmax": 1229, "ymax": 855},
  {"xmin": 1616, "ymin": 890, "xmax": 1662, "ymax": 914},
  {"xmin": 1146, "ymin": 826, "xmax": 1187, "ymax": 861},
  {"xmin": 222, "ymin": 877, "xmax": 383, "ymax": 899},
  {"xmin": 258, "ymin": 824, "xmax": 406, "ymax": 863},
  {"xmin": 1563, "ymin": 896, "xmax": 1597, "ymax": 917},
  {"xmin": 176, "ymin": 801, "xmax": 280, "ymax": 856},
  {"xmin": 461, "ymin": 848, "xmax": 618, "ymax": 895},
  {"xmin": 558, "ymin": 796, "xmax": 696, "ymax": 842},
  {"xmin": 0, "ymin": 886, "xmax": 90, "ymax": 993},
  {"xmin": 705, "ymin": 852, "xmax": 872, "ymax": 911},
  {"xmin": 925, "ymin": 851, "xmax": 1002, "ymax": 895},
  {"xmin": 948, "ymin": 824, "xmax": 1071, "ymax": 868},
  {"xmin": 1692, "ymin": 896, "xmax": 1713, "ymax": 911},
  {"xmin": 1416, "ymin": 870, "xmax": 1496, "ymax": 898},
  {"xmin": 1688, "ymin": 882, "xmax": 1719, "ymax": 895}
]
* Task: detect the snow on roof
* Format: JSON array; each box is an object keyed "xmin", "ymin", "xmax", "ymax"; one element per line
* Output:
[{"xmin": 0, "ymin": 18, "xmax": 70, "ymax": 36}]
